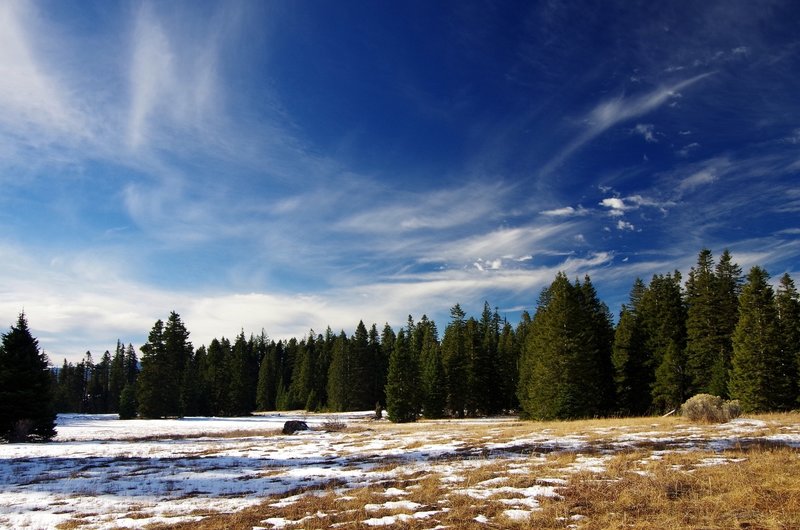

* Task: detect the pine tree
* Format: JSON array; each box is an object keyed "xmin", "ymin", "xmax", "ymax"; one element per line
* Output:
[
  {"xmin": 256, "ymin": 340, "xmax": 279, "ymax": 411},
  {"xmin": 419, "ymin": 318, "xmax": 446, "ymax": 419},
  {"xmin": 776, "ymin": 274, "xmax": 800, "ymax": 403},
  {"xmin": 228, "ymin": 331, "xmax": 254, "ymax": 415},
  {"xmin": 641, "ymin": 272, "xmax": 688, "ymax": 411},
  {"xmin": 108, "ymin": 341, "xmax": 126, "ymax": 414},
  {"xmin": 180, "ymin": 348, "xmax": 205, "ymax": 416},
  {"xmin": 684, "ymin": 249, "xmax": 743, "ymax": 398},
  {"xmin": 137, "ymin": 312, "xmax": 193, "ymax": 418},
  {"xmin": 123, "ymin": 343, "xmax": 139, "ymax": 385},
  {"xmin": 472, "ymin": 302, "xmax": 500, "ymax": 415},
  {"xmin": 685, "ymin": 249, "xmax": 719, "ymax": 395},
  {"xmin": 711, "ymin": 250, "xmax": 743, "ymax": 396},
  {"xmin": 730, "ymin": 267, "xmax": 793, "ymax": 412},
  {"xmin": 385, "ymin": 330, "xmax": 418, "ymax": 422},
  {"xmin": 326, "ymin": 331, "xmax": 352, "ymax": 411},
  {"xmin": 288, "ymin": 334, "xmax": 315, "ymax": 410},
  {"xmin": 496, "ymin": 320, "xmax": 519, "ymax": 412},
  {"xmin": 350, "ymin": 321, "xmax": 374, "ymax": 410},
  {"xmin": 517, "ymin": 273, "xmax": 601, "ymax": 420},
  {"xmin": 612, "ymin": 304, "xmax": 649, "ymax": 415},
  {"xmin": 118, "ymin": 384, "xmax": 137, "ymax": 420},
  {"xmin": 368, "ymin": 323, "xmax": 386, "ymax": 409},
  {"xmin": 0, "ymin": 313, "xmax": 56, "ymax": 441},
  {"xmin": 136, "ymin": 319, "xmax": 167, "ymax": 418},
  {"xmin": 577, "ymin": 276, "xmax": 615, "ymax": 413},
  {"xmin": 205, "ymin": 338, "xmax": 230, "ymax": 415},
  {"xmin": 442, "ymin": 304, "xmax": 469, "ymax": 418},
  {"xmin": 164, "ymin": 311, "xmax": 193, "ymax": 416}
]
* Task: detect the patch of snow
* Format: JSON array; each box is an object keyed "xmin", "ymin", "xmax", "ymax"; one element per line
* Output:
[
  {"xmin": 364, "ymin": 500, "xmax": 422, "ymax": 512},
  {"xmin": 504, "ymin": 509, "xmax": 532, "ymax": 520}
]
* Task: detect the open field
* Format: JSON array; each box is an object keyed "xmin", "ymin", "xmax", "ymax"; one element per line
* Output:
[{"xmin": 1, "ymin": 413, "xmax": 799, "ymax": 529}]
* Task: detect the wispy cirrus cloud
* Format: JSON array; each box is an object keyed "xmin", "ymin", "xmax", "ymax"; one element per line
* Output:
[
  {"xmin": 633, "ymin": 123, "xmax": 657, "ymax": 143},
  {"xmin": 540, "ymin": 72, "xmax": 715, "ymax": 175},
  {"xmin": 0, "ymin": 2, "xmax": 89, "ymax": 148},
  {"xmin": 539, "ymin": 205, "xmax": 589, "ymax": 217}
]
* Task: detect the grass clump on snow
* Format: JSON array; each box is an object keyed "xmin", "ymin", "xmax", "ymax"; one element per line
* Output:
[{"xmin": 682, "ymin": 393, "xmax": 742, "ymax": 423}]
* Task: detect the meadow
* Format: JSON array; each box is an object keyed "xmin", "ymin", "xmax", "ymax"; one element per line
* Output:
[{"xmin": 1, "ymin": 412, "xmax": 799, "ymax": 529}]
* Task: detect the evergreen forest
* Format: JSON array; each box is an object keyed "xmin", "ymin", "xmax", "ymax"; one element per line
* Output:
[{"xmin": 29, "ymin": 249, "xmax": 800, "ymax": 424}]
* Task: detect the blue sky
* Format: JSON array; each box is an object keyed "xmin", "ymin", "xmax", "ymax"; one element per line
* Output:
[{"xmin": 2, "ymin": 0, "xmax": 799, "ymax": 364}]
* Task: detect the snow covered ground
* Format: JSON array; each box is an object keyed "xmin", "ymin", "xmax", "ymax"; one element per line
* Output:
[{"xmin": 1, "ymin": 413, "xmax": 798, "ymax": 529}]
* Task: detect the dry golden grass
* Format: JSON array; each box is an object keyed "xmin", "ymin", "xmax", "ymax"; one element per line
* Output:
[
  {"xmin": 64, "ymin": 413, "xmax": 800, "ymax": 530},
  {"xmin": 527, "ymin": 446, "xmax": 800, "ymax": 529}
]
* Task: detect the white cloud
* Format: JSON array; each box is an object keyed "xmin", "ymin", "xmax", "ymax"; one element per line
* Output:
[
  {"xmin": 337, "ymin": 181, "xmax": 507, "ymax": 234},
  {"xmin": 127, "ymin": 3, "xmax": 226, "ymax": 150},
  {"xmin": 424, "ymin": 224, "xmax": 576, "ymax": 266},
  {"xmin": 600, "ymin": 197, "xmax": 626, "ymax": 211},
  {"xmin": 617, "ymin": 220, "xmax": 635, "ymax": 231},
  {"xmin": 678, "ymin": 168, "xmax": 718, "ymax": 192},
  {"xmin": 676, "ymin": 142, "xmax": 701, "ymax": 157},
  {"xmin": 540, "ymin": 72, "xmax": 714, "ymax": 174},
  {"xmin": 633, "ymin": 123, "xmax": 657, "ymax": 143},
  {"xmin": 0, "ymin": 240, "xmax": 622, "ymax": 363},
  {"xmin": 539, "ymin": 205, "xmax": 588, "ymax": 217},
  {"xmin": 0, "ymin": 2, "xmax": 89, "ymax": 144}
]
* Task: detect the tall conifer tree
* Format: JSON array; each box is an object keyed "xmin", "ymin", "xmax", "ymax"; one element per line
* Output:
[
  {"xmin": 517, "ymin": 273, "xmax": 602, "ymax": 420},
  {"xmin": 442, "ymin": 304, "xmax": 469, "ymax": 418},
  {"xmin": 730, "ymin": 267, "xmax": 792, "ymax": 411},
  {"xmin": 641, "ymin": 272, "xmax": 688, "ymax": 411},
  {"xmin": 776, "ymin": 274, "xmax": 800, "ymax": 403},
  {"xmin": 385, "ymin": 330, "xmax": 418, "ymax": 422},
  {"xmin": 0, "ymin": 313, "xmax": 56, "ymax": 441}
]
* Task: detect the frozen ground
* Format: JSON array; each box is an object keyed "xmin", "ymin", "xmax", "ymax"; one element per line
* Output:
[{"xmin": 1, "ymin": 413, "xmax": 799, "ymax": 529}]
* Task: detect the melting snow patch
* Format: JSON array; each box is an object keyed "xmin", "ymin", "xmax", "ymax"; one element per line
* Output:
[
  {"xmin": 504, "ymin": 508, "xmax": 532, "ymax": 521},
  {"xmin": 382, "ymin": 487, "xmax": 408, "ymax": 496},
  {"xmin": 364, "ymin": 500, "xmax": 422, "ymax": 512}
]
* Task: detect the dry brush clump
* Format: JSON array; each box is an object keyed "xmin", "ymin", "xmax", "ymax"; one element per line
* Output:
[
  {"xmin": 682, "ymin": 393, "xmax": 742, "ymax": 423},
  {"xmin": 526, "ymin": 447, "xmax": 800, "ymax": 530}
]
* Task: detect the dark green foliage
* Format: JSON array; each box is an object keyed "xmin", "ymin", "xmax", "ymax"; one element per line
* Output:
[
  {"xmin": 612, "ymin": 304, "xmax": 649, "ymax": 415},
  {"xmin": 0, "ymin": 313, "xmax": 56, "ymax": 441},
  {"xmin": 442, "ymin": 304, "xmax": 469, "ymax": 418},
  {"xmin": 640, "ymin": 272, "xmax": 688, "ymax": 412},
  {"xmin": 205, "ymin": 338, "xmax": 231, "ymax": 415},
  {"xmin": 256, "ymin": 340, "xmax": 279, "ymax": 411},
  {"xmin": 385, "ymin": 330, "xmax": 418, "ymax": 422},
  {"xmin": 711, "ymin": 250, "xmax": 743, "ymax": 396},
  {"xmin": 38, "ymin": 247, "xmax": 800, "ymax": 422},
  {"xmin": 730, "ymin": 267, "xmax": 793, "ymax": 412},
  {"xmin": 577, "ymin": 276, "xmax": 616, "ymax": 414},
  {"xmin": 685, "ymin": 249, "xmax": 719, "ymax": 395},
  {"xmin": 419, "ymin": 318, "xmax": 446, "ymax": 418},
  {"xmin": 685, "ymin": 249, "xmax": 742, "ymax": 398},
  {"xmin": 326, "ymin": 331, "xmax": 352, "ymax": 411},
  {"xmin": 472, "ymin": 302, "xmax": 500, "ymax": 415},
  {"xmin": 227, "ymin": 332, "xmax": 255, "ymax": 415},
  {"xmin": 517, "ymin": 274, "xmax": 607, "ymax": 420},
  {"xmin": 368, "ymin": 324, "xmax": 386, "ymax": 408},
  {"xmin": 775, "ymin": 274, "xmax": 800, "ymax": 404},
  {"xmin": 496, "ymin": 320, "xmax": 519, "ymax": 412},
  {"xmin": 118, "ymin": 384, "xmax": 137, "ymax": 419},
  {"xmin": 350, "ymin": 321, "xmax": 375, "ymax": 410},
  {"xmin": 137, "ymin": 312, "xmax": 193, "ymax": 418}
]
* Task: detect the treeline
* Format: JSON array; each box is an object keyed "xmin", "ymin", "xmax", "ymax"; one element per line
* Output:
[
  {"xmin": 53, "ymin": 342, "xmax": 139, "ymax": 417},
  {"xmin": 50, "ymin": 248, "xmax": 800, "ymax": 421}
]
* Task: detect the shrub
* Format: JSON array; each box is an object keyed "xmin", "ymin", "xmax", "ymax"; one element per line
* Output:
[
  {"xmin": 681, "ymin": 394, "xmax": 742, "ymax": 423},
  {"xmin": 321, "ymin": 418, "xmax": 347, "ymax": 432}
]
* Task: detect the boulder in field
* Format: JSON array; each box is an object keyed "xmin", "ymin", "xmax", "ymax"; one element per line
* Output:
[{"xmin": 282, "ymin": 420, "xmax": 309, "ymax": 435}]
